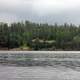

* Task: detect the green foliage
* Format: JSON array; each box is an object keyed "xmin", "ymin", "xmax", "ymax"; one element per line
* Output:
[
  {"xmin": 0, "ymin": 23, "xmax": 8, "ymax": 47},
  {"xmin": 0, "ymin": 21, "xmax": 80, "ymax": 50}
]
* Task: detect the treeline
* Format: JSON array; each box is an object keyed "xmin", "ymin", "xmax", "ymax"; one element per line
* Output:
[{"xmin": 0, "ymin": 21, "xmax": 80, "ymax": 50}]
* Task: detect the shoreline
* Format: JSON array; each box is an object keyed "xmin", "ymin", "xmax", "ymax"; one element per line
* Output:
[{"xmin": 0, "ymin": 51, "xmax": 80, "ymax": 54}]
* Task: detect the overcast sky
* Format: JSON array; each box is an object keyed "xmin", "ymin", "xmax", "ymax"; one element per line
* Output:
[{"xmin": 0, "ymin": 0, "xmax": 80, "ymax": 25}]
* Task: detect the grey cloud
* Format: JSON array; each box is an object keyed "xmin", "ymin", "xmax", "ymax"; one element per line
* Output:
[{"xmin": 0, "ymin": 0, "xmax": 80, "ymax": 25}]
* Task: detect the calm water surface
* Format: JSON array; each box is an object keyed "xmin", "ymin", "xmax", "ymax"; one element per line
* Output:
[
  {"xmin": 0, "ymin": 51, "xmax": 80, "ymax": 80},
  {"xmin": 0, "ymin": 66, "xmax": 80, "ymax": 80}
]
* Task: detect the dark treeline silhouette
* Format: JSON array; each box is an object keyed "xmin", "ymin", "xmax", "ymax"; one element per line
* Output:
[{"xmin": 0, "ymin": 21, "xmax": 80, "ymax": 50}]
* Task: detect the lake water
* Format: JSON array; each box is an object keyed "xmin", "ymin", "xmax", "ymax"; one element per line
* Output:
[
  {"xmin": 0, "ymin": 66, "xmax": 80, "ymax": 80},
  {"xmin": 0, "ymin": 51, "xmax": 80, "ymax": 80}
]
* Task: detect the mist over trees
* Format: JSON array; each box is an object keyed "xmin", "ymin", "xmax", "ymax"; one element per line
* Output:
[{"xmin": 0, "ymin": 21, "xmax": 80, "ymax": 50}]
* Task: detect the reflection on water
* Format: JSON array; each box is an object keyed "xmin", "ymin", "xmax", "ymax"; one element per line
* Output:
[
  {"xmin": 0, "ymin": 51, "xmax": 80, "ymax": 80},
  {"xmin": 0, "ymin": 52, "xmax": 80, "ymax": 68}
]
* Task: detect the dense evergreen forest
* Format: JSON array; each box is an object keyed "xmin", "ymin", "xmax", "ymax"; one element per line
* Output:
[{"xmin": 0, "ymin": 21, "xmax": 80, "ymax": 50}]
